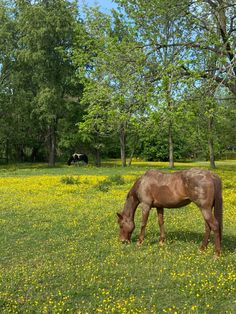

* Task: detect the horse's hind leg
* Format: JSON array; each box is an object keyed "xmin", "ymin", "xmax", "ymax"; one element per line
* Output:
[
  {"xmin": 199, "ymin": 221, "xmax": 211, "ymax": 252},
  {"xmin": 201, "ymin": 208, "xmax": 221, "ymax": 257},
  {"xmin": 156, "ymin": 208, "xmax": 165, "ymax": 245},
  {"xmin": 137, "ymin": 203, "xmax": 151, "ymax": 246}
]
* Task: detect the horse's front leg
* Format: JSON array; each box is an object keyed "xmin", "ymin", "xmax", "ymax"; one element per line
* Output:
[
  {"xmin": 137, "ymin": 203, "xmax": 151, "ymax": 246},
  {"xmin": 157, "ymin": 207, "xmax": 165, "ymax": 245}
]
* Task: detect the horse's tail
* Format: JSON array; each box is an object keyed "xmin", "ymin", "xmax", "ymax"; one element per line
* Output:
[{"xmin": 213, "ymin": 175, "xmax": 223, "ymax": 242}]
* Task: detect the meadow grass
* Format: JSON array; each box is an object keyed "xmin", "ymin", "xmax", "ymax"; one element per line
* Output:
[{"xmin": 0, "ymin": 160, "xmax": 235, "ymax": 313}]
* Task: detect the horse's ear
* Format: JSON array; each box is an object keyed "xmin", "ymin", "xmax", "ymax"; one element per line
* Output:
[{"xmin": 117, "ymin": 213, "xmax": 123, "ymax": 220}]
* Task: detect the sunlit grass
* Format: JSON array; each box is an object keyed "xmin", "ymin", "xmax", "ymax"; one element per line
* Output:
[{"xmin": 0, "ymin": 161, "xmax": 235, "ymax": 313}]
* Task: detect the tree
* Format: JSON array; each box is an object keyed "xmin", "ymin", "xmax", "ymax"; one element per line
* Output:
[
  {"xmin": 14, "ymin": 0, "xmax": 78, "ymax": 166},
  {"xmin": 115, "ymin": 0, "xmax": 236, "ymax": 167},
  {"xmin": 0, "ymin": 1, "xmax": 15, "ymax": 161},
  {"xmin": 1, "ymin": 0, "xmax": 235, "ymax": 165},
  {"xmin": 73, "ymin": 7, "xmax": 150, "ymax": 166},
  {"xmin": 117, "ymin": 0, "xmax": 236, "ymax": 96}
]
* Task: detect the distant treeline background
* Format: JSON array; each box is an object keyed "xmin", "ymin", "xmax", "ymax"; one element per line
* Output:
[{"xmin": 0, "ymin": 0, "xmax": 236, "ymax": 168}]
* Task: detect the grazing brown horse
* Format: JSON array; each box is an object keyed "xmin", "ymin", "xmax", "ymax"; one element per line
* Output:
[{"xmin": 117, "ymin": 168, "xmax": 223, "ymax": 257}]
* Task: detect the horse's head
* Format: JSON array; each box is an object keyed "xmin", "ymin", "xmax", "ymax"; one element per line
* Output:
[{"xmin": 117, "ymin": 213, "xmax": 135, "ymax": 243}]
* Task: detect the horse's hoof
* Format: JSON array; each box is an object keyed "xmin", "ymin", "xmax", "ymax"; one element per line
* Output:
[
  {"xmin": 136, "ymin": 240, "xmax": 143, "ymax": 247},
  {"xmin": 213, "ymin": 252, "xmax": 221, "ymax": 260},
  {"xmin": 159, "ymin": 239, "xmax": 165, "ymax": 246},
  {"xmin": 198, "ymin": 245, "xmax": 207, "ymax": 253},
  {"xmin": 121, "ymin": 240, "xmax": 130, "ymax": 244}
]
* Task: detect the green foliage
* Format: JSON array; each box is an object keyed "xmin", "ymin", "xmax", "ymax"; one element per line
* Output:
[
  {"xmin": 0, "ymin": 0, "xmax": 83, "ymax": 165},
  {"xmin": 95, "ymin": 179, "xmax": 112, "ymax": 192},
  {"xmin": 0, "ymin": 0, "xmax": 236, "ymax": 167},
  {"xmin": 108, "ymin": 174, "xmax": 125, "ymax": 185},
  {"xmin": 60, "ymin": 175, "xmax": 80, "ymax": 185},
  {"xmin": 95, "ymin": 174, "xmax": 125, "ymax": 192},
  {"xmin": 72, "ymin": 8, "xmax": 151, "ymax": 166}
]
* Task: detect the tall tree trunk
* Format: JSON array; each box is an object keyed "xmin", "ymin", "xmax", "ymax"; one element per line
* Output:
[
  {"xmin": 31, "ymin": 147, "xmax": 38, "ymax": 162},
  {"xmin": 16, "ymin": 145, "xmax": 25, "ymax": 162},
  {"xmin": 47, "ymin": 122, "xmax": 57, "ymax": 167},
  {"xmin": 208, "ymin": 116, "xmax": 216, "ymax": 169},
  {"xmin": 5, "ymin": 139, "xmax": 9, "ymax": 164},
  {"xmin": 166, "ymin": 77, "xmax": 174, "ymax": 168},
  {"xmin": 168, "ymin": 121, "xmax": 174, "ymax": 168},
  {"xmin": 94, "ymin": 148, "xmax": 101, "ymax": 167},
  {"xmin": 119, "ymin": 123, "xmax": 126, "ymax": 167},
  {"xmin": 128, "ymin": 142, "xmax": 136, "ymax": 166}
]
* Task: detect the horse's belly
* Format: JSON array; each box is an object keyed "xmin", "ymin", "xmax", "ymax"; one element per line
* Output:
[
  {"xmin": 152, "ymin": 198, "xmax": 191, "ymax": 208},
  {"xmin": 152, "ymin": 185, "xmax": 190, "ymax": 208}
]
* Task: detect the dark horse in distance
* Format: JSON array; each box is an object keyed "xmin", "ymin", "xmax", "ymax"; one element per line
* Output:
[
  {"xmin": 67, "ymin": 153, "xmax": 88, "ymax": 166},
  {"xmin": 117, "ymin": 168, "xmax": 223, "ymax": 257}
]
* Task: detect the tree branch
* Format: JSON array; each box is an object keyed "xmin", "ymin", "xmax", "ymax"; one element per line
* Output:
[
  {"xmin": 181, "ymin": 65, "xmax": 236, "ymax": 95},
  {"xmin": 153, "ymin": 41, "xmax": 222, "ymax": 55},
  {"xmin": 203, "ymin": 0, "xmax": 218, "ymax": 9}
]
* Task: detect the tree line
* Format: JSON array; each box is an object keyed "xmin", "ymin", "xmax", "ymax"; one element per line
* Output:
[{"xmin": 0, "ymin": 0, "xmax": 235, "ymax": 168}]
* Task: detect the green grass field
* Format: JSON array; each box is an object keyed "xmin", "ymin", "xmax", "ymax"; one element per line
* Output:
[{"xmin": 0, "ymin": 161, "xmax": 235, "ymax": 313}]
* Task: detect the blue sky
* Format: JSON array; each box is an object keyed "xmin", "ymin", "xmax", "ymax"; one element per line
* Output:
[{"xmin": 83, "ymin": 0, "xmax": 117, "ymax": 12}]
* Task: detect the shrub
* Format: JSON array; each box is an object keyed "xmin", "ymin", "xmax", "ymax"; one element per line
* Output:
[
  {"xmin": 95, "ymin": 180, "xmax": 112, "ymax": 192},
  {"xmin": 60, "ymin": 176, "xmax": 80, "ymax": 185},
  {"xmin": 95, "ymin": 175, "xmax": 125, "ymax": 192},
  {"xmin": 108, "ymin": 174, "xmax": 125, "ymax": 185}
]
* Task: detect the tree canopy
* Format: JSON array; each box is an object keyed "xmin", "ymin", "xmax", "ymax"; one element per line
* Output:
[{"xmin": 0, "ymin": 0, "xmax": 235, "ymax": 167}]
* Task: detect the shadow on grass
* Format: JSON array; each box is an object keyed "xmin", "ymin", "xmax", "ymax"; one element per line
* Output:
[
  {"xmin": 133, "ymin": 230, "xmax": 236, "ymax": 253},
  {"xmin": 168, "ymin": 231, "xmax": 236, "ymax": 253}
]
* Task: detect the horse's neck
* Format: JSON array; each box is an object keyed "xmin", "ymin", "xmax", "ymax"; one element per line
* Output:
[{"xmin": 122, "ymin": 194, "xmax": 139, "ymax": 220}]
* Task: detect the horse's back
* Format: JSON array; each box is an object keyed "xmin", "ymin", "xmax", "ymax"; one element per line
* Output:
[
  {"xmin": 136, "ymin": 168, "xmax": 219, "ymax": 209},
  {"xmin": 137, "ymin": 169, "xmax": 190, "ymax": 208}
]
